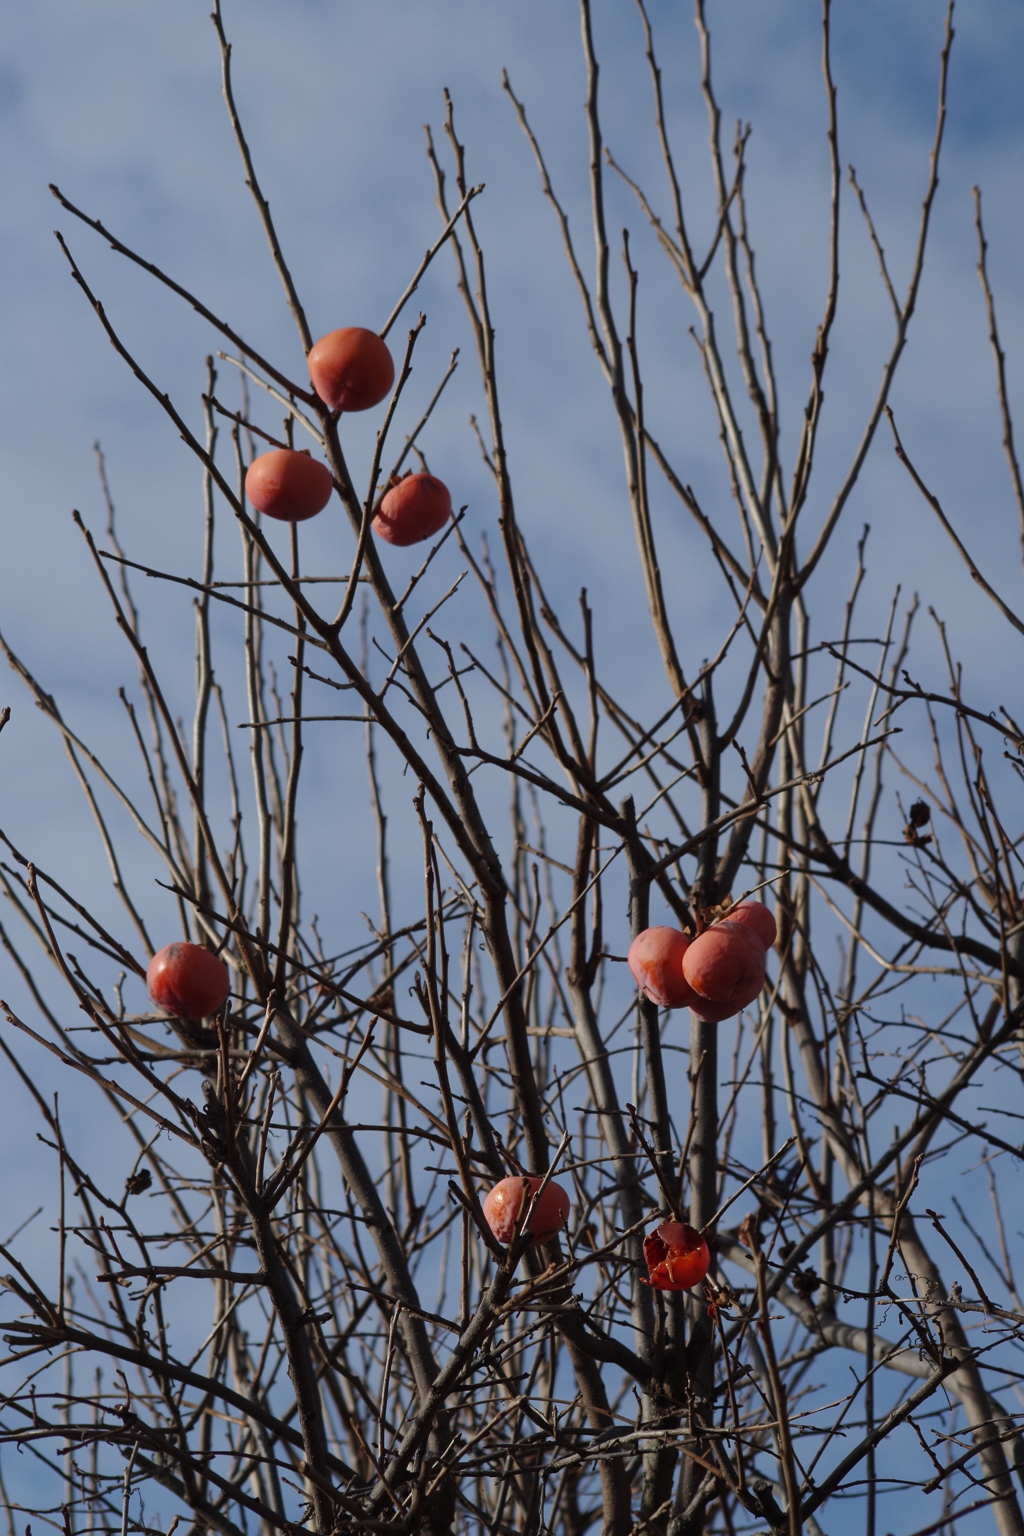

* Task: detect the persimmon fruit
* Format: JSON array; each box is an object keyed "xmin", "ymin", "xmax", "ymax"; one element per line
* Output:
[
  {"xmin": 627, "ymin": 926, "xmax": 700, "ymax": 1009},
  {"xmin": 482, "ymin": 1175, "xmax": 570, "ymax": 1245},
  {"xmin": 147, "ymin": 943, "xmax": 230, "ymax": 1021},
  {"xmin": 682, "ymin": 920, "xmax": 766, "ymax": 1013},
  {"xmin": 373, "ymin": 473, "xmax": 452, "ymax": 547},
  {"xmin": 643, "ymin": 1220, "xmax": 710, "ymax": 1291},
  {"xmin": 726, "ymin": 900, "xmax": 777, "ymax": 950},
  {"xmin": 308, "ymin": 327, "xmax": 394, "ymax": 412},
  {"xmin": 245, "ymin": 449, "xmax": 333, "ymax": 523},
  {"xmin": 688, "ymin": 993, "xmax": 750, "ymax": 1025}
]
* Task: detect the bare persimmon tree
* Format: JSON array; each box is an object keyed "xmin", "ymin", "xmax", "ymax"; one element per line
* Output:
[{"xmin": 3, "ymin": 3, "xmax": 1024, "ymax": 1534}]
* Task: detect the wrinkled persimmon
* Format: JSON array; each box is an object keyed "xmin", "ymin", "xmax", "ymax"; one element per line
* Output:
[
  {"xmin": 682, "ymin": 920, "xmax": 766, "ymax": 1014},
  {"xmin": 627, "ymin": 926, "xmax": 700, "ymax": 1009},
  {"xmin": 308, "ymin": 328, "xmax": 394, "ymax": 412},
  {"xmin": 482, "ymin": 1175, "xmax": 570, "ymax": 1245},
  {"xmin": 147, "ymin": 943, "xmax": 230, "ymax": 1021},
  {"xmin": 373, "ymin": 472, "xmax": 452, "ymax": 547},
  {"xmin": 245, "ymin": 449, "xmax": 334, "ymax": 522},
  {"xmin": 726, "ymin": 900, "xmax": 777, "ymax": 950},
  {"xmin": 643, "ymin": 1220, "xmax": 710, "ymax": 1291}
]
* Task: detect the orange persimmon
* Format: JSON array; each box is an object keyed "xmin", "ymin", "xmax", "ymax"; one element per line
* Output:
[
  {"xmin": 682, "ymin": 919, "xmax": 766, "ymax": 1014},
  {"xmin": 245, "ymin": 449, "xmax": 333, "ymax": 522},
  {"xmin": 308, "ymin": 327, "xmax": 394, "ymax": 412},
  {"xmin": 726, "ymin": 900, "xmax": 777, "ymax": 950},
  {"xmin": 627, "ymin": 926, "xmax": 700, "ymax": 1009},
  {"xmin": 147, "ymin": 943, "xmax": 230, "ymax": 1021},
  {"xmin": 482, "ymin": 1176, "xmax": 570, "ymax": 1245},
  {"xmin": 373, "ymin": 472, "xmax": 452, "ymax": 547}
]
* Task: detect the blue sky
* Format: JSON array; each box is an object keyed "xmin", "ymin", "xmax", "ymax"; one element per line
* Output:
[{"xmin": 0, "ymin": 1, "xmax": 1023, "ymax": 1521}]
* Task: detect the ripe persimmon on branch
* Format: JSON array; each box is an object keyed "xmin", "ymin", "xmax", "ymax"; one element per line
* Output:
[{"xmin": 2, "ymin": 3, "xmax": 1024, "ymax": 1536}]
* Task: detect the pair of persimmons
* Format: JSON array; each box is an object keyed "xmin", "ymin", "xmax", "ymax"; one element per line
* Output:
[
  {"xmin": 245, "ymin": 326, "xmax": 451, "ymax": 547},
  {"xmin": 482, "ymin": 1177, "xmax": 709, "ymax": 1291},
  {"xmin": 628, "ymin": 899, "xmax": 776, "ymax": 1022}
]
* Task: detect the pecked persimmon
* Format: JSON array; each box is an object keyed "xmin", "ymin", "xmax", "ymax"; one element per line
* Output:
[
  {"xmin": 308, "ymin": 327, "xmax": 394, "ymax": 412},
  {"xmin": 245, "ymin": 449, "xmax": 333, "ymax": 523},
  {"xmin": 373, "ymin": 472, "xmax": 452, "ymax": 547},
  {"xmin": 627, "ymin": 926, "xmax": 700, "ymax": 1009},
  {"xmin": 643, "ymin": 1220, "xmax": 710, "ymax": 1291},
  {"xmin": 726, "ymin": 900, "xmax": 777, "ymax": 950},
  {"xmin": 682, "ymin": 920, "xmax": 766, "ymax": 1013},
  {"xmin": 147, "ymin": 943, "xmax": 230, "ymax": 1021},
  {"xmin": 483, "ymin": 1175, "xmax": 570, "ymax": 1245}
]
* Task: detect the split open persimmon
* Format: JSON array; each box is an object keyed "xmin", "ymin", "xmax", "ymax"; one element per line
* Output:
[
  {"xmin": 682, "ymin": 920, "xmax": 766, "ymax": 1014},
  {"xmin": 373, "ymin": 472, "xmax": 452, "ymax": 547},
  {"xmin": 245, "ymin": 449, "xmax": 334, "ymax": 522},
  {"xmin": 627, "ymin": 926, "xmax": 700, "ymax": 1009},
  {"xmin": 482, "ymin": 1175, "xmax": 570, "ymax": 1245},
  {"xmin": 643, "ymin": 1220, "xmax": 710, "ymax": 1291},
  {"xmin": 726, "ymin": 899, "xmax": 777, "ymax": 950},
  {"xmin": 308, "ymin": 327, "xmax": 394, "ymax": 412},
  {"xmin": 147, "ymin": 943, "xmax": 230, "ymax": 1021}
]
